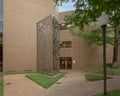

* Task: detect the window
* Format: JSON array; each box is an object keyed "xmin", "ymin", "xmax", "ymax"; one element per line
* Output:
[
  {"xmin": 59, "ymin": 23, "xmax": 71, "ymax": 30},
  {"xmin": 60, "ymin": 41, "xmax": 72, "ymax": 48},
  {"xmin": 0, "ymin": 21, "xmax": 2, "ymax": 32}
]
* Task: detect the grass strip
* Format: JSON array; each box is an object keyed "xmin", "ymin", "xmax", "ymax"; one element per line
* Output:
[
  {"xmin": 0, "ymin": 76, "xmax": 3, "ymax": 96},
  {"xmin": 93, "ymin": 89, "xmax": 120, "ymax": 96},
  {"xmin": 26, "ymin": 72, "xmax": 67, "ymax": 89},
  {"xmin": 85, "ymin": 74, "xmax": 112, "ymax": 81}
]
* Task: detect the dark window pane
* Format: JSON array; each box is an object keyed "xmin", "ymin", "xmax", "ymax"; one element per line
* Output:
[
  {"xmin": 59, "ymin": 23, "xmax": 71, "ymax": 30},
  {"xmin": 60, "ymin": 41, "xmax": 72, "ymax": 48}
]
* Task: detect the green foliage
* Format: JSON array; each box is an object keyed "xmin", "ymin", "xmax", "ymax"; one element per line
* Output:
[
  {"xmin": 85, "ymin": 74, "xmax": 111, "ymax": 81},
  {"xmin": 68, "ymin": 26, "xmax": 114, "ymax": 45},
  {"xmin": 93, "ymin": 89, "xmax": 120, "ymax": 96},
  {"xmin": 64, "ymin": 0, "xmax": 120, "ymax": 46},
  {"xmin": 74, "ymin": 0, "xmax": 120, "ymax": 26},
  {"xmin": 26, "ymin": 72, "xmax": 67, "ymax": 89},
  {"xmin": 64, "ymin": 11, "xmax": 90, "ymax": 30}
]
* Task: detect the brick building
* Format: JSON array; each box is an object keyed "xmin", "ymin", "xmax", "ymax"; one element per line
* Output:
[{"xmin": 3, "ymin": 1, "xmax": 120, "ymax": 72}]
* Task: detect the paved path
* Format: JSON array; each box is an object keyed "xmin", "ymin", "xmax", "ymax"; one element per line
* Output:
[
  {"xmin": 4, "ymin": 70, "xmax": 120, "ymax": 96},
  {"xmin": 4, "ymin": 74, "xmax": 47, "ymax": 96}
]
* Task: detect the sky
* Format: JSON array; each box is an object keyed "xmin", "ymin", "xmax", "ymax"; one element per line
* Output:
[{"xmin": 59, "ymin": 1, "xmax": 75, "ymax": 12}]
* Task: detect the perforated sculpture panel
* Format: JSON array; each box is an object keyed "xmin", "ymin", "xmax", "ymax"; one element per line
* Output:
[
  {"xmin": 37, "ymin": 15, "xmax": 60, "ymax": 75},
  {"xmin": 52, "ymin": 16, "xmax": 60, "ymax": 74}
]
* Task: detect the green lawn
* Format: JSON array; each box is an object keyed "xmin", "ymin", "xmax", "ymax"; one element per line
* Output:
[
  {"xmin": 85, "ymin": 74, "xmax": 111, "ymax": 81},
  {"xmin": 94, "ymin": 89, "xmax": 120, "ymax": 96},
  {"xmin": 107, "ymin": 67, "xmax": 120, "ymax": 72},
  {"xmin": 0, "ymin": 76, "xmax": 3, "ymax": 96},
  {"xmin": 26, "ymin": 72, "xmax": 67, "ymax": 89}
]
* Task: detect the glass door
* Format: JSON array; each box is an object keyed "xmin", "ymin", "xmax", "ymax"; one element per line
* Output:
[{"xmin": 60, "ymin": 57, "xmax": 72, "ymax": 69}]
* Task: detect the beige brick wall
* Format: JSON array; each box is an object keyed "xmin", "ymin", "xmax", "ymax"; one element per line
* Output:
[{"xmin": 3, "ymin": 0, "xmax": 57, "ymax": 72}]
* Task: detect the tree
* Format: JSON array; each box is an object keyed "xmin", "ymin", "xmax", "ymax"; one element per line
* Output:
[{"xmin": 59, "ymin": 0, "xmax": 120, "ymax": 67}]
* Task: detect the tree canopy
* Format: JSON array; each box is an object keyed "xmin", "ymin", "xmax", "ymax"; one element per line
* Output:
[
  {"xmin": 63, "ymin": 0, "xmax": 120, "ymax": 45},
  {"xmin": 64, "ymin": 0, "xmax": 120, "ymax": 28}
]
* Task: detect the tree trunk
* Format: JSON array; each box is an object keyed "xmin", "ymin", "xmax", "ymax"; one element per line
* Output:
[{"xmin": 112, "ymin": 26, "xmax": 119, "ymax": 68}]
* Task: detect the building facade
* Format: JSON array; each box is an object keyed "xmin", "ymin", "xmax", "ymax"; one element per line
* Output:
[
  {"xmin": 3, "ymin": 1, "xmax": 120, "ymax": 72},
  {"xmin": 3, "ymin": 0, "xmax": 59, "ymax": 73},
  {"xmin": 59, "ymin": 11, "xmax": 116, "ymax": 70}
]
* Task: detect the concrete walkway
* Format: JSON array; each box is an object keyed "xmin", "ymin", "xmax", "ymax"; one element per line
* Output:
[{"xmin": 4, "ymin": 70, "xmax": 120, "ymax": 96}]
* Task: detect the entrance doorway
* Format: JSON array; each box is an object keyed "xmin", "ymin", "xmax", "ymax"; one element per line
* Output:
[{"xmin": 60, "ymin": 57, "xmax": 72, "ymax": 69}]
